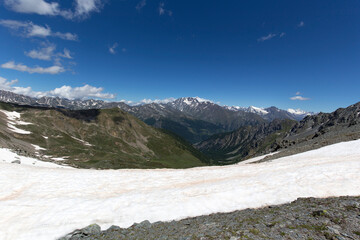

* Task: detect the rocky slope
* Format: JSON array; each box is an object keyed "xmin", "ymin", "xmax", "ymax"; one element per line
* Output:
[
  {"xmin": 0, "ymin": 102, "xmax": 209, "ymax": 169},
  {"xmin": 260, "ymin": 101, "xmax": 360, "ymax": 161},
  {"xmin": 196, "ymin": 119, "xmax": 296, "ymax": 164},
  {"xmin": 197, "ymin": 102, "xmax": 360, "ymax": 164},
  {"xmin": 60, "ymin": 196, "xmax": 360, "ymax": 240}
]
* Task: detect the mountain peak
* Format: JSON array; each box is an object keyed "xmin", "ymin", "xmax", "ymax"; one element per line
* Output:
[
  {"xmin": 177, "ymin": 97, "xmax": 213, "ymax": 104},
  {"xmin": 287, "ymin": 108, "xmax": 311, "ymax": 115},
  {"xmin": 248, "ymin": 106, "xmax": 269, "ymax": 115}
]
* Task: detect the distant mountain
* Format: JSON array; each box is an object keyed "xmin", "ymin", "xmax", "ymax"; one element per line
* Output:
[
  {"xmin": 0, "ymin": 102, "xmax": 209, "ymax": 169},
  {"xmin": 0, "ymin": 90, "xmax": 129, "ymax": 110},
  {"xmin": 226, "ymin": 105, "xmax": 313, "ymax": 121},
  {"xmin": 197, "ymin": 101, "xmax": 360, "ymax": 164},
  {"xmin": 0, "ymin": 90, "xmax": 313, "ymax": 143},
  {"xmin": 196, "ymin": 119, "xmax": 297, "ymax": 164}
]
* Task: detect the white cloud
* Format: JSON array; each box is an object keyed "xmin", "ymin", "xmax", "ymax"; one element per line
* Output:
[
  {"xmin": 53, "ymin": 32, "xmax": 78, "ymax": 41},
  {"xmin": 58, "ymin": 49, "xmax": 73, "ymax": 59},
  {"xmin": 290, "ymin": 95, "xmax": 310, "ymax": 101},
  {"xmin": 3, "ymin": 0, "xmax": 102, "ymax": 19},
  {"xmin": 109, "ymin": 43, "xmax": 118, "ymax": 54},
  {"xmin": 0, "ymin": 19, "xmax": 78, "ymax": 40},
  {"xmin": 25, "ymin": 45, "xmax": 56, "ymax": 61},
  {"xmin": 48, "ymin": 84, "xmax": 114, "ymax": 99},
  {"xmin": 258, "ymin": 33, "xmax": 277, "ymax": 42},
  {"xmin": 298, "ymin": 21, "xmax": 305, "ymax": 27},
  {"xmin": 0, "ymin": 76, "xmax": 115, "ymax": 99},
  {"xmin": 295, "ymin": 91, "xmax": 301, "ymax": 95},
  {"xmin": 25, "ymin": 45, "xmax": 73, "ymax": 62},
  {"xmin": 74, "ymin": 0, "xmax": 102, "ymax": 18},
  {"xmin": 136, "ymin": 0, "xmax": 146, "ymax": 11},
  {"xmin": 158, "ymin": 3, "xmax": 172, "ymax": 16},
  {"xmin": 4, "ymin": 0, "xmax": 62, "ymax": 15},
  {"xmin": 27, "ymin": 23, "xmax": 51, "ymax": 37},
  {"xmin": 279, "ymin": 32, "xmax": 286, "ymax": 38},
  {"xmin": 1, "ymin": 61, "xmax": 65, "ymax": 74},
  {"xmin": 0, "ymin": 76, "xmax": 18, "ymax": 91}
]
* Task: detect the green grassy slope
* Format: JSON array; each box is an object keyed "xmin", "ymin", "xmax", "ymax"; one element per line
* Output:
[{"xmin": 0, "ymin": 102, "xmax": 208, "ymax": 169}]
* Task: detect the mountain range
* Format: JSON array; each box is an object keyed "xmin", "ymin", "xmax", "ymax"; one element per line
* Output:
[
  {"xmin": 0, "ymin": 89, "xmax": 359, "ymax": 168},
  {"xmin": 197, "ymin": 101, "xmax": 360, "ymax": 164},
  {"xmin": 0, "ymin": 91, "xmax": 313, "ymax": 143}
]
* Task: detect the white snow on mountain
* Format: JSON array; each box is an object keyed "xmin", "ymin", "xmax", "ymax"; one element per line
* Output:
[
  {"xmin": 71, "ymin": 136, "xmax": 93, "ymax": 147},
  {"xmin": 225, "ymin": 106, "xmax": 246, "ymax": 111},
  {"xmin": 193, "ymin": 97, "xmax": 213, "ymax": 103},
  {"xmin": 179, "ymin": 97, "xmax": 213, "ymax": 106},
  {"xmin": 0, "ymin": 110, "xmax": 33, "ymax": 134},
  {"xmin": 183, "ymin": 98, "xmax": 192, "ymax": 105},
  {"xmin": 6, "ymin": 123, "xmax": 32, "ymax": 134},
  {"xmin": 248, "ymin": 106, "xmax": 269, "ymax": 115},
  {"xmin": 0, "ymin": 139, "xmax": 360, "ymax": 240},
  {"xmin": 31, "ymin": 144, "xmax": 46, "ymax": 151},
  {"xmin": 287, "ymin": 108, "xmax": 311, "ymax": 116},
  {"xmin": 0, "ymin": 148, "xmax": 71, "ymax": 168}
]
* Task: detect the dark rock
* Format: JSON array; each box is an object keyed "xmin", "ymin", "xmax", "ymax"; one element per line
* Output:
[{"xmin": 60, "ymin": 196, "xmax": 360, "ymax": 240}]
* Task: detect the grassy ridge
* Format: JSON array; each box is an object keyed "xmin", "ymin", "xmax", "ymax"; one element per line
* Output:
[{"xmin": 0, "ymin": 102, "xmax": 208, "ymax": 169}]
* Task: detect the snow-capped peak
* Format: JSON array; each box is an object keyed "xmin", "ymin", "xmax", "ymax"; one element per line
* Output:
[
  {"xmin": 287, "ymin": 108, "xmax": 310, "ymax": 116},
  {"xmin": 248, "ymin": 106, "xmax": 269, "ymax": 115},
  {"xmin": 177, "ymin": 97, "xmax": 213, "ymax": 105},
  {"xmin": 193, "ymin": 97, "xmax": 213, "ymax": 103},
  {"xmin": 225, "ymin": 106, "xmax": 247, "ymax": 111}
]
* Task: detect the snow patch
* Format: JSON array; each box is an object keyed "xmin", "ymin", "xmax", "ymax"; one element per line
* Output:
[
  {"xmin": 51, "ymin": 157, "xmax": 69, "ymax": 161},
  {"xmin": 71, "ymin": 136, "xmax": 93, "ymax": 147},
  {"xmin": 183, "ymin": 98, "xmax": 192, "ymax": 105},
  {"xmin": 249, "ymin": 106, "xmax": 268, "ymax": 115},
  {"xmin": 7, "ymin": 123, "xmax": 31, "ymax": 134},
  {"xmin": 0, "ymin": 110, "xmax": 21, "ymax": 121},
  {"xmin": 287, "ymin": 108, "xmax": 310, "ymax": 116},
  {"xmin": 225, "ymin": 106, "xmax": 246, "ymax": 111},
  {"xmin": 0, "ymin": 140, "xmax": 360, "ymax": 240},
  {"xmin": 1, "ymin": 110, "xmax": 32, "ymax": 134},
  {"xmin": 0, "ymin": 148, "xmax": 71, "ymax": 168},
  {"xmin": 31, "ymin": 144, "xmax": 46, "ymax": 151},
  {"xmin": 194, "ymin": 97, "xmax": 212, "ymax": 103},
  {"xmin": 0, "ymin": 110, "xmax": 32, "ymax": 125}
]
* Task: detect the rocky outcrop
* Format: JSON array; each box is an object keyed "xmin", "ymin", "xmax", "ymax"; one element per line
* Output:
[
  {"xmin": 59, "ymin": 196, "xmax": 360, "ymax": 240},
  {"xmin": 197, "ymin": 102, "xmax": 360, "ymax": 164}
]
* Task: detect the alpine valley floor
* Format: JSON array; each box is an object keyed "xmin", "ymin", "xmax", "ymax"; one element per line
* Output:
[{"xmin": 1, "ymin": 139, "xmax": 360, "ymax": 240}]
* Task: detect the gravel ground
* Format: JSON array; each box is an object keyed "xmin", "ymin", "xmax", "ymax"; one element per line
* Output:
[{"xmin": 60, "ymin": 196, "xmax": 360, "ymax": 240}]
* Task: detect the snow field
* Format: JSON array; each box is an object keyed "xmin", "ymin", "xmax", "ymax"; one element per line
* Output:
[{"xmin": 0, "ymin": 140, "xmax": 360, "ymax": 240}]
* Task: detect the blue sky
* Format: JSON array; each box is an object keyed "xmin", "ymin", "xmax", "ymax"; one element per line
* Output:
[{"xmin": 0, "ymin": 0, "xmax": 359, "ymax": 112}]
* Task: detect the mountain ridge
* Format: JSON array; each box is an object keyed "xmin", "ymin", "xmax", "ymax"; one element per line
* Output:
[
  {"xmin": 0, "ymin": 101, "xmax": 209, "ymax": 169},
  {"xmin": 196, "ymin": 101, "xmax": 360, "ymax": 163},
  {"xmin": 0, "ymin": 90, "xmax": 313, "ymax": 143},
  {"xmin": 0, "ymin": 90, "xmax": 312, "ymax": 120}
]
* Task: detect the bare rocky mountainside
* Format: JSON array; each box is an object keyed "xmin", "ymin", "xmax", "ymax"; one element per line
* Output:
[
  {"xmin": 196, "ymin": 102, "xmax": 360, "ymax": 164},
  {"xmin": 0, "ymin": 102, "xmax": 209, "ymax": 169}
]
